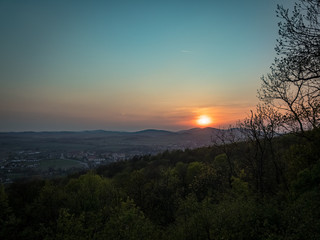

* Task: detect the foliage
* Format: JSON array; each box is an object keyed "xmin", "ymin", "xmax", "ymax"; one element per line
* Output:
[{"xmin": 1, "ymin": 128, "xmax": 319, "ymax": 239}]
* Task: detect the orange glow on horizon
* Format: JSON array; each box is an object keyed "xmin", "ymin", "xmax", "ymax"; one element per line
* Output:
[{"xmin": 174, "ymin": 106, "xmax": 255, "ymax": 129}]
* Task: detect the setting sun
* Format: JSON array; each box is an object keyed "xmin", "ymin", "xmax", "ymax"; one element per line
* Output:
[{"xmin": 196, "ymin": 115, "xmax": 212, "ymax": 126}]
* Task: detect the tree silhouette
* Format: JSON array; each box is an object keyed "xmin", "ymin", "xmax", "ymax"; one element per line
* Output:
[{"xmin": 259, "ymin": 0, "xmax": 320, "ymax": 135}]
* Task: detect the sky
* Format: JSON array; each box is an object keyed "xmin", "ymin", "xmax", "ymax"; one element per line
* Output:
[{"xmin": 0, "ymin": 0, "xmax": 291, "ymax": 132}]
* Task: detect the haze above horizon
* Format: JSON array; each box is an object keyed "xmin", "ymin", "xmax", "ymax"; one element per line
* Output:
[{"xmin": 0, "ymin": 0, "xmax": 289, "ymax": 132}]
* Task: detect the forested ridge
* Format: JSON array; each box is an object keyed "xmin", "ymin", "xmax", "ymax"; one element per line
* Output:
[
  {"xmin": 1, "ymin": 0, "xmax": 320, "ymax": 239},
  {"xmin": 0, "ymin": 129, "xmax": 320, "ymax": 240}
]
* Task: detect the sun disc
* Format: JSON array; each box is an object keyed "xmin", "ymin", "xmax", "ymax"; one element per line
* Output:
[{"xmin": 197, "ymin": 115, "xmax": 212, "ymax": 126}]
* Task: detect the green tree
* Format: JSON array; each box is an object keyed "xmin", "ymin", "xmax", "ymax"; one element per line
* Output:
[
  {"xmin": 238, "ymin": 104, "xmax": 284, "ymax": 196},
  {"xmin": 174, "ymin": 162, "xmax": 188, "ymax": 197},
  {"xmin": 0, "ymin": 184, "xmax": 18, "ymax": 239},
  {"xmin": 283, "ymin": 161, "xmax": 320, "ymax": 240},
  {"xmin": 186, "ymin": 162, "xmax": 203, "ymax": 185},
  {"xmin": 49, "ymin": 208, "xmax": 87, "ymax": 240},
  {"xmin": 0, "ymin": 184, "xmax": 10, "ymax": 226},
  {"xmin": 125, "ymin": 170, "xmax": 147, "ymax": 208},
  {"xmin": 213, "ymin": 153, "xmax": 232, "ymax": 188},
  {"xmin": 65, "ymin": 172, "xmax": 120, "ymax": 214},
  {"xmin": 102, "ymin": 198, "xmax": 159, "ymax": 240},
  {"xmin": 144, "ymin": 167, "xmax": 179, "ymax": 226}
]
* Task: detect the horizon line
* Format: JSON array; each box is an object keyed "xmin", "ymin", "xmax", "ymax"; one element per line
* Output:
[{"xmin": 0, "ymin": 126, "xmax": 230, "ymax": 134}]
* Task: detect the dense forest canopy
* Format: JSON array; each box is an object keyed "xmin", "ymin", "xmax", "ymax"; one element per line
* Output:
[
  {"xmin": 1, "ymin": 129, "xmax": 319, "ymax": 240},
  {"xmin": 1, "ymin": 0, "xmax": 320, "ymax": 239}
]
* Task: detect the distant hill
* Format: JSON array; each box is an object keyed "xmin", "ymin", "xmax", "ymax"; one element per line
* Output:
[{"xmin": 0, "ymin": 128, "xmax": 242, "ymax": 155}]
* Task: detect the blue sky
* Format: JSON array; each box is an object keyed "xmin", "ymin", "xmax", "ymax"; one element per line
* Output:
[{"xmin": 0, "ymin": 0, "xmax": 291, "ymax": 131}]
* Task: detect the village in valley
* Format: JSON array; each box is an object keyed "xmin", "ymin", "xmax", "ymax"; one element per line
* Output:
[
  {"xmin": 0, "ymin": 148, "xmax": 164, "ymax": 184},
  {"xmin": 0, "ymin": 128, "xmax": 219, "ymax": 183}
]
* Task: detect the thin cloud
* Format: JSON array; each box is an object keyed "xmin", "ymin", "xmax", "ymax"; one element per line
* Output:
[{"xmin": 180, "ymin": 50, "xmax": 192, "ymax": 53}]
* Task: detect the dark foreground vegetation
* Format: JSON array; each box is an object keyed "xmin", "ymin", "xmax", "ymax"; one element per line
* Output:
[{"xmin": 0, "ymin": 128, "xmax": 320, "ymax": 240}]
